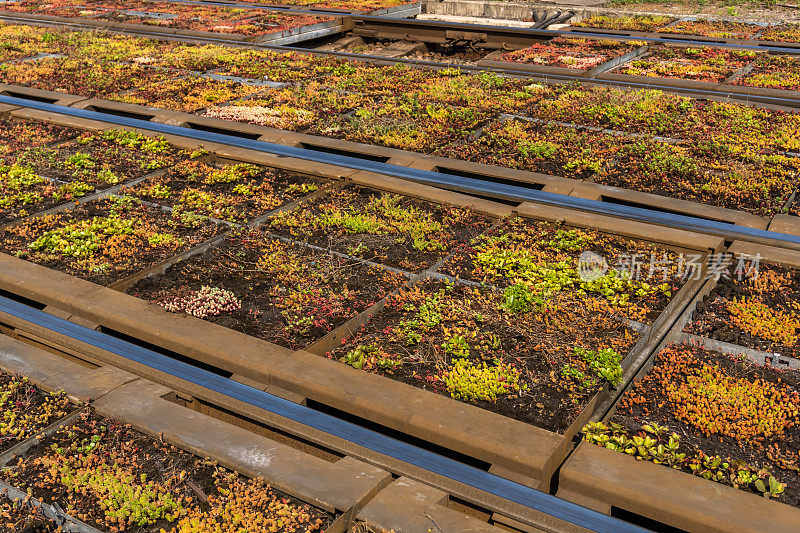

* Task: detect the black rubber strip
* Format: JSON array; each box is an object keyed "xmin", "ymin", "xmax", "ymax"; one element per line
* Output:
[
  {"xmin": 3, "ymin": 95, "xmax": 799, "ymax": 249},
  {"xmin": 0, "ymin": 295, "xmax": 651, "ymax": 533}
]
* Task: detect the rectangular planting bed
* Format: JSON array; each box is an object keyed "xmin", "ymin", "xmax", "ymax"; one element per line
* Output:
[
  {"xmin": 303, "ymin": 95, "xmax": 495, "ymax": 153},
  {"xmin": 0, "ymin": 117, "xmax": 80, "ymax": 162},
  {"xmin": 568, "ymin": 14, "xmax": 677, "ymax": 34},
  {"xmin": 525, "ymin": 84, "xmax": 800, "ymax": 150},
  {"xmin": 0, "ymin": 195, "xmax": 225, "ymax": 286},
  {"xmin": 682, "ymin": 243, "xmax": 800, "ymax": 368},
  {"xmin": 759, "ymin": 23, "xmax": 800, "ymax": 44},
  {"xmin": 0, "ymin": 163, "xmax": 97, "ymax": 227},
  {"xmin": 11, "ymin": 128, "xmax": 195, "ymax": 188},
  {"xmin": 264, "ymin": 185, "xmax": 493, "ymax": 272},
  {"xmin": 604, "ymin": 45, "xmax": 759, "ymax": 84},
  {"xmin": 484, "ymin": 37, "xmax": 645, "ymax": 76},
  {"xmin": 203, "ymin": 85, "xmax": 368, "ymax": 131},
  {"xmin": 559, "ymin": 338, "xmax": 800, "ymax": 532},
  {"xmin": 655, "ymin": 18, "xmax": 763, "ymax": 40},
  {"xmin": 731, "ymin": 54, "xmax": 800, "ymax": 93},
  {"xmin": 122, "ymin": 157, "xmax": 325, "ymax": 224},
  {"xmin": 1, "ymin": 407, "xmax": 336, "ymax": 532},
  {"xmin": 126, "ymin": 226, "xmax": 408, "ymax": 350}
]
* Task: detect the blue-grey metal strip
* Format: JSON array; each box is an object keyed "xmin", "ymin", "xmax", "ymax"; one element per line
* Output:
[
  {"xmin": 0, "ymin": 295, "xmax": 650, "ymax": 533},
  {"xmin": 3, "ymin": 95, "xmax": 798, "ymax": 248}
]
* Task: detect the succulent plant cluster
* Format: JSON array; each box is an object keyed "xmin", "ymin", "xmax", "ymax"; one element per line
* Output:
[
  {"xmin": 442, "ymin": 359, "xmax": 525, "ymax": 402},
  {"xmin": 161, "ymin": 285, "xmax": 242, "ymax": 319}
]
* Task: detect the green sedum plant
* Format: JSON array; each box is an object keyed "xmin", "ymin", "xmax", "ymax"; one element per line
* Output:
[
  {"xmin": 340, "ymin": 343, "xmax": 400, "ymax": 370},
  {"xmin": 575, "ymin": 346, "xmax": 623, "ymax": 386},
  {"xmin": 442, "ymin": 359, "xmax": 525, "ymax": 402},
  {"xmin": 583, "ymin": 421, "xmax": 786, "ymax": 499},
  {"xmin": 28, "ymin": 216, "xmax": 135, "ymax": 258}
]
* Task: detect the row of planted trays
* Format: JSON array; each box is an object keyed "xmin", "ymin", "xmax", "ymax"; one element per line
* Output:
[
  {"xmin": 2, "ymin": 109, "xmax": 800, "ymax": 518},
  {"xmin": 569, "ymin": 14, "xmax": 800, "ymax": 43},
  {"xmin": 498, "ymin": 37, "xmax": 799, "ymax": 92},
  {"xmin": 0, "ymin": 0, "xmax": 409, "ymax": 20},
  {"xmin": 326, "ymin": 33, "xmax": 799, "ymax": 95},
  {"xmin": 0, "ymin": 371, "xmax": 335, "ymax": 532},
  {"xmin": 0, "ymin": 0, "xmax": 342, "ymax": 39},
  {"xmin": 1, "ymin": 23, "xmax": 800, "ymax": 222}
]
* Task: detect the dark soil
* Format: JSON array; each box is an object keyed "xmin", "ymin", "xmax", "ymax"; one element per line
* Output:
[
  {"xmin": 319, "ymin": 37, "xmax": 490, "ymax": 65},
  {"xmin": 127, "ymin": 228, "xmax": 406, "ymax": 349}
]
